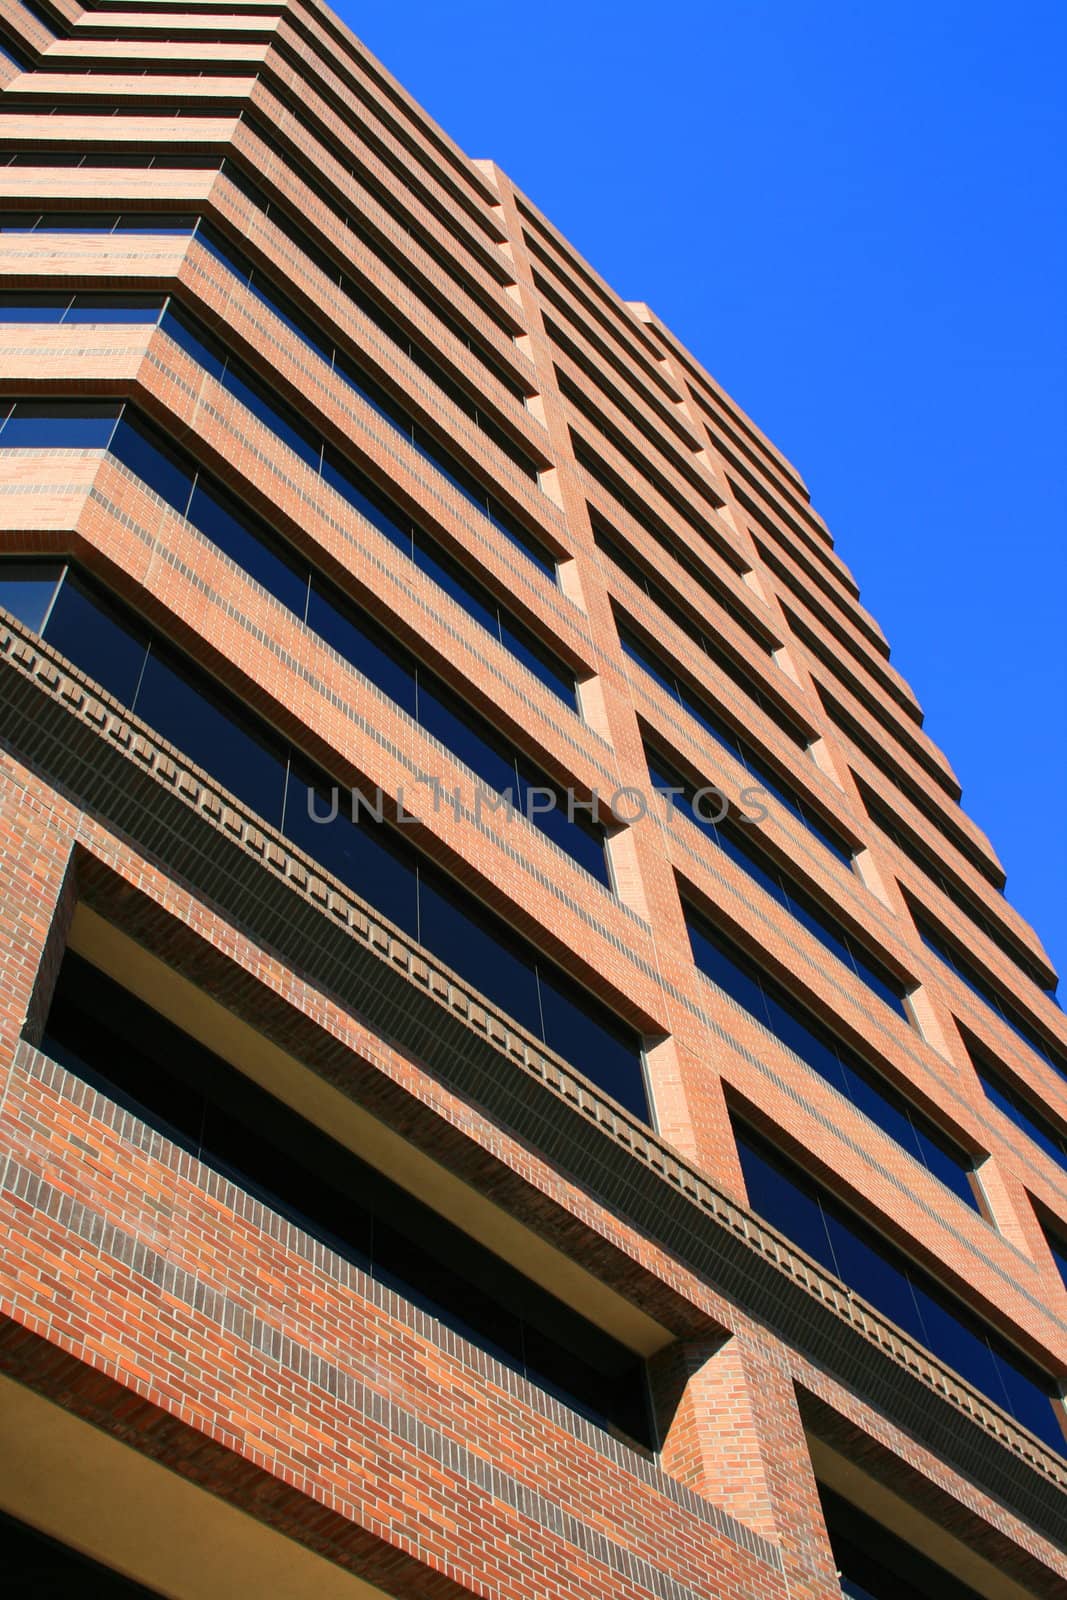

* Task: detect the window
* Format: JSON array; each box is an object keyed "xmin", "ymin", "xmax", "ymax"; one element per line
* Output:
[
  {"xmin": 619, "ymin": 620, "xmax": 853, "ymax": 867},
  {"xmin": 0, "ymin": 212, "xmax": 196, "ymax": 234},
  {"xmin": 1, "ymin": 1511, "xmax": 163, "ymax": 1598},
  {"xmin": 0, "ymin": 291, "xmax": 164, "ymax": 324},
  {"xmin": 966, "ymin": 1036, "xmax": 1067, "ymax": 1177},
  {"xmin": 0, "ymin": 398, "xmax": 120, "ymax": 448},
  {"xmin": 575, "ymin": 433, "xmax": 744, "ymax": 577},
  {"xmin": 219, "ymin": 158, "xmax": 532, "ymax": 407},
  {"xmin": 650, "ymin": 748, "xmax": 908, "ymax": 1019},
  {"xmin": 685, "ymin": 904, "xmax": 977, "ymax": 1210},
  {"xmin": 1040, "ymin": 1214, "xmax": 1067, "ymax": 1294},
  {"xmin": 156, "ymin": 310, "xmax": 574, "ymax": 707},
  {"xmin": 735, "ymin": 1122, "xmax": 1065, "ymax": 1455},
  {"xmin": 817, "ymin": 683, "xmax": 999, "ymax": 887},
  {"xmin": 592, "ymin": 511, "xmax": 777, "ymax": 659},
  {"xmin": 0, "ymin": 37, "xmax": 30, "ymax": 71},
  {"xmin": 42, "ymin": 950, "xmax": 653, "ymax": 1447},
  {"xmin": 560, "ymin": 377, "xmax": 724, "ymax": 551},
  {"xmin": 190, "ymin": 224, "xmax": 555, "ymax": 577},
  {"xmin": 129, "ymin": 402, "xmax": 600, "ymax": 879},
  {"xmin": 0, "ymin": 397, "xmax": 593, "ymax": 870},
  {"xmin": 234, "ymin": 113, "xmax": 520, "ymax": 354},
  {"xmin": 0, "ymin": 151, "xmax": 221, "ymax": 169},
  {"xmin": 0, "ymin": 559, "xmax": 64, "ymax": 633},
  {"xmin": 915, "ymin": 912, "xmax": 1066, "ymax": 1082},
  {"xmin": 858, "ymin": 777, "xmax": 1058, "ymax": 998},
  {"xmin": 2, "ymin": 560, "xmax": 648, "ymax": 1119},
  {"xmin": 787, "ymin": 607, "xmax": 956, "ymax": 798},
  {"xmin": 818, "ymin": 1485, "xmax": 989, "ymax": 1600}
]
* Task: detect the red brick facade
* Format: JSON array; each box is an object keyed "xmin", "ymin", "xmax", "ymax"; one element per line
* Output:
[{"xmin": 0, "ymin": 3, "xmax": 1064, "ymax": 1596}]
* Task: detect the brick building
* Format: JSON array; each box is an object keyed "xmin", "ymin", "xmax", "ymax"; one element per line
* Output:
[{"xmin": 0, "ymin": 1, "xmax": 1064, "ymax": 1595}]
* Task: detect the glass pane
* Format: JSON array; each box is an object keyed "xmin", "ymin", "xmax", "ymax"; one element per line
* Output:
[
  {"xmin": 65, "ymin": 294, "xmax": 163, "ymax": 324},
  {"xmin": 977, "ymin": 1066, "xmax": 1067, "ymax": 1173},
  {"xmin": 688, "ymin": 916, "xmax": 771, "ymax": 1028},
  {"xmin": 536, "ymin": 968, "xmax": 647, "ymax": 1120},
  {"xmin": 187, "ymin": 482, "xmax": 310, "ymax": 621},
  {"xmin": 413, "ymin": 536, "xmax": 498, "ymax": 635},
  {"xmin": 763, "ymin": 992, "xmax": 848, "ymax": 1092},
  {"xmin": 133, "ymin": 648, "xmax": 287, "ymax": 827},
  {"xmin": 502, "ymin": 620, "xmax": 577, "ymax": 707},
  {"xmin": 0, "ymin": 562, "xmax": 63, "ymax": 633},
  {"xmin": 416, "ymin": 871, "xmax": 543, "ymax": 1038},
  {"xmin": 1046, "ymin": 1227, "xmax": 1067, "ymax": 1291},
  {"xmin": 735, "ymin": 1132, "xmax": 836, "ymax": 1271},
  {"xmin": 373, "ymin": 1213, "xmax": 524, "ymax": 1366},
  {"xmin": 36, "ymin": 212, "xmax": 117, "ymax": 232},
  {"xmin": 333, "ymin": 352, "xmax": 405, "ymax": 432},
  {"xmin": 43, "ymin": 573, "xmax": 148, "ymax": 706},
  {"xmin": 993, "ymin": 1350, "xmax": 1065, "ymax": 1453},
  {"xmin": 109, "ymin": 413, "xmax": 193, "ymax": 511},
  {"xmin": 2, "ymin": 400, "xmax": 119, "ymax": 449},
  {"xmin": 715, "ymin": 823, "xmax": 783, "ymax": 898},
  {"xmin": 487, "ymin": 502, "xmax": 555, "ymax": 580},
  {"xmin": 321, "ymin": 446, "xmax": 410, "ymax": 551},
  {"xmin": 620, "ymin": 629, "xmax": 679, "ymax": 697},
  {"xmin": 850, "ymin": 948, "xmax": 907, "ymax": 1015},
  {"xmin": 785, "ymin": 888, "xmax": 852, "ymax": 967},
  {"xmin": 911, "ymin": 1124, "xmax": 976, "ymax": 1210},
  {"xmin": 910, "ymin": 1282, "xmax": 1001, "ymax": 1398},
  {"xmin": 159, "ymin": 305, "xmax": 228, "ymax": 383},
  {"xmin": 306, "ymin": 582, "xmax": 417, "ymax": 717},
  {"xmin": 282, "ymin": 763, "xmax": 419, "ymax": 938},
  {"xmin": 417, "ymin": 682, "xmax": 516, "ymax": 797},
  {"xmin": 826, "ymin": 1209, "xmax": 927, "ymax": 1342},
  {"xmin": 195, "ymin": 223, "xmax": 252, "ymax": 283},
  {"xmin": 224, "ymin": 366, "xmax": 321, "ymax": 469},
  {"xmin": 114, "ymin": 214, "xmax": 196, "ymax": 234},
  {"xmin": 0, "ymin": 292, "xmax": 68, "ymax": 321},
  {"xmin": 838, "ymin": 1059, "xmax": 921, "ymax": 1155},
  {"xmin": 249, "ymin": 273, "xmax": 332, "ymax": 364},
  {"xmin": 515, "ymin": 768, "xmax": 609, "ymax": 885}
]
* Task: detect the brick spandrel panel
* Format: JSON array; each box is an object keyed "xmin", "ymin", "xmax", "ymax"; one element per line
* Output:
[{"xmin": 0, "ymin": 3, "xmax": 1065, "ymax": 1597}]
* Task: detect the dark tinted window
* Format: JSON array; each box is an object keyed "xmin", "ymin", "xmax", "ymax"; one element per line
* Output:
[
  {"xmin": 0, "ymin": 291, "xmax": 68, "ymax": 321},
  {"xmin": 188, "ymin": 480, "xmax": 311, "ymax": 620},
  {"xmin": 134, "ymin": 648, "xmax": 288, "ymax": 826},
  {"xmin": 106, "ymin": 402, "xmax": 597, "ymax": 878},
  {"xmin": 41, "ymin": 951, "xmax": 653, "ymax": 1447},
  {"xmin": 686, "ymin": 903, "xmax": 977, "ymax": 1210},
  {"xmin": 0, "ymin": 399, "xmax": 118, "ymax": 448},
  {"xmin": 0, "ymin": 560, "xmax": 64, "ymax": 632},
  {"xmin": 968, "ymin": 1037, "xmax": 1067, "ymax": 1175},
  {"xmin": 65, "ymin": 295, "xmax": 161, "ymax": 323},
  {"xmin": 0, "ymin": 1511, "xmax": 165, "ymax": 1598},
  {"xmin": 109, "ymin": 412, "xmax": 193, "ymax": 511},
  {"xmin": 736, "ymin": 1123, "xmax": 1065, "ymax": 1455},
  {"xmin": 282, "ymin": 761, "xmax": 420, "ymax": 938},
  {"xmin": 621, "ymin": 622, "xmax": 852, "ymax": 866},
  {"xmin": 5, "ymin": 559, "xmax": 646, "ymax": 1118},
  {"xmin": 159, "ymin": 308, "xmax": 575, "ymax": 704},
  {"xmin": 1044, "ymin": 1220, "xmax": 1067, "ymax": 1293},
  {"xmin": 598, "ymin": 527, "xmax": 800, "ymax": 743},
  {"xmin": 819, "ymin": 1486, "xmax": 988, "ymax": 1600},
  {"xmin": 189, "ymin": 227, "xmax": 554, "ymax": 577},
  {"xmin": 43, "ymin": 572, "xmax": 148, "ymax": 706},
  {"xmin": 650, "ymin": 749, "xmax": 906, "ymax": 1016},
  {"xmin": 916, "ymin": 913, "xmax": 1066, "ymax": 1083}
]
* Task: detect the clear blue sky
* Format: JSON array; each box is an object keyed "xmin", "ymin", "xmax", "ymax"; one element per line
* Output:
[{"xmin": 340, "ymin": 1, "xmax": 1067, "ymax": 984}]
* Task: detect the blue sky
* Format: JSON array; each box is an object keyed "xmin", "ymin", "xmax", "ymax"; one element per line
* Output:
[{"xmin": 341, "ymin": 1, "xmax": 1067, "ymax": 983}]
